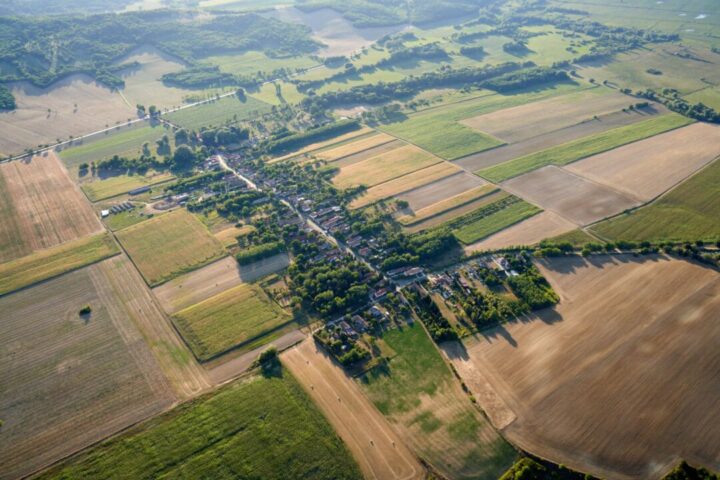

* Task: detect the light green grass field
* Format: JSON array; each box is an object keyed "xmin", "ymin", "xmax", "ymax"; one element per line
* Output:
[
  {"xmin": 104, "ymin": 210, "xmax": 156, "ymax": 232},
  {"xmin": 477, "ymin": 113, "xmax": 693, "ymax": 182},
  {"xmin": 249, "ymin": 81, "xmax": 305, "ymax": 106},
  {"xmin": 59, "ymin": 123, "xmax": 173, "ymax": 173},
  {"xmin": 81, "ymin": 172, "xmax": 175, "ymax": 202},
  {"xmin": 359, "ymin": 323, "xmax": 515, "ymax": 479},
  {"xmin": 165, "ymin": 95, "xmax": 272, "ymax": 130},
  {"xmin": 0, "ymin": 233, "xmax": 119, "ymax": 296},
  {"xmin": 173, "ymin": 283, "xmax": 292, "ymax": 361},
  {"xmin": 452, "ymin": 199, "xmax": 542, "ymax": 245},
  {"xmin": 546, "ymin": 229, "xmax": 599, "ymax": 248},
  {"xmin": 116, "ymin": 209, "xmax": 226, "ymax": 286},
  {"xmin": 38, "ymin": 370, "xmax": 362, "ymax": 480},
  {"xmin": 591, "ymin": 158, "xmax": 720, "ymax": 242},
  {"xmin": 205, "ymin": 51, "xmax": 317, "ymax": 77},
  {"xmin": 379, "ymin": 82, "xmax": 583, "ymax": 160}
]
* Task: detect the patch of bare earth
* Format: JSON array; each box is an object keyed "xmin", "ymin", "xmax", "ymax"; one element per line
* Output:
[
  {"xmin": 502, "ymin": 165, "xmax": 640, "ymax": 225},
  {"xmin": 565, "ymin": 122, "xmax": 720, "ymax": 201},
  {"xmin": 0, "ymin": 152, "xmax": 103, "ymax": 262},
  {"xmin": 445, "ymin": 255, "xmax": 720, "ymax": 480},
  {"xmin": 282, "ymin": 340, "xmax": 424, "ymax": 480},
  {"xmin": 397, "ymin": 171, "xmax": 487, "ymax": 211},
  {"xmin": 464, "ymin": 211, "xmax": 577, "ymax": 252},
  {"xmin": 0, "ymin": 260, "xmax": 175, "ymax": 480}
]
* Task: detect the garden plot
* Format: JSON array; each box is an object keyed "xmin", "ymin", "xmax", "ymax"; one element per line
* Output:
[
  {"xmin": 445, "ymin": 255, "xmax": 720, "ymax": 480},
  {"xmin": 502, "ymin": 166, "xmax": 640, "ymax": 226},
  {"xmin": 565, "ymin": 122, "xmax": 720, "ymax": 201}
]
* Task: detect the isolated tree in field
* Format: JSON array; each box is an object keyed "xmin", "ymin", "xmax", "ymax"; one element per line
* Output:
[
  {"xmin": 148, "ymin": 105, "xmax": 157, "ymax": 117},
  {"xmin": 142, "ymin": 142, "xmax": 151, "ymax": 156}
]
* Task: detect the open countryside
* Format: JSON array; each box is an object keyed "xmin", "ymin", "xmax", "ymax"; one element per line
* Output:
[{"xmin": 1, "ymin": 1, "xmax": 719, "ymax": 479}]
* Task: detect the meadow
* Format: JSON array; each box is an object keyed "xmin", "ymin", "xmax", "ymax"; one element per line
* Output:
[
  {"xmin": 478, "ymin": 113, "xmax": 693, "ymax": 182},
  {"xmin": 206, "ymin": 51, "xmax": 318, "ymax": 77},
  {"xmin": 0, "ymin": 233, "xmax": 119, "ymax": 296},
  {"xmin": 173, "ymin": 283, "xmax": 292, "ymax": 361},
  {"xmin": 38, "ymin": 370, "xmax": 362, "ymax": 480},
  {"xmin": 81, "ymin": 172, "xmax": 175, "ymax": 202},
  {"xmin": 591, "ymin": 159, "xmax": 720, "ymax": 242},
  {"xmin": 359, "ymin": 323, "xmax": 516, "ymax": 479},
  {"xmin": 116, "ymin": 209, "xmax": 227, "ymax": 287},
  {"xmin": 164, "ymin": 94, "xmax": 272, "ymax": 130}
]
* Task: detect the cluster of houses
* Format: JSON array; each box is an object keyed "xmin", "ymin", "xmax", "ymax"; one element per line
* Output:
[{"xmin": 427, "ymin": 255, "xmax": 517, "ymax": 299}]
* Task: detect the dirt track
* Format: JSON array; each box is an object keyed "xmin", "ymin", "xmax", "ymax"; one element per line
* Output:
[
  {"xmin": 0, "ymin": 152, "xmax": 102, "ymax": 262},
  {"xmin": 282, "ymin": 340, "xmax": 424, "ymax": 480},
  {"xmin": 446, "ymin": 255, "xmax": 720, "ymax": 480}
]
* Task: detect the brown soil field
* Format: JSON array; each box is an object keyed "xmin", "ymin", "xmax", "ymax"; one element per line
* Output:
[
  {"xmin": 153, "ymin": 253, "xmax": 290, "ymax": 314},
  {"xmin": 445, "ymin": 255, "xmax": 720, "ymax": 480},
  {"xmin": 565, "ymin": 123, "xmax": 720, "ymax": 201},
  {"xmin": 0, "ymin": 152, "xmax": 103, "ymax": 263},
  {"xmin": 397, "ymin": 171, "xmax": 487, "ymax": 211},
  {"xmin": 460, "ymin": 89, "xmax": 639, "ymax": 143},
  {"xmin": 333, "ymin": 139, "xmax": 406, "ymax": 168},
  {"xmin": 454, "ymin": 106, "xmax": 667, "ymax": 172},
  {"xmin": 464, "ymin": 210, "xmax": 577, "ymax": 252},
  {"xmin": 282, "ymin": 340, "xmax": 424, "ymax": 480},
  {"xmin": 0, "ymin": 74, "xmax": 134, "ymax": 156},
  {"xmin": 316, "ymin": 133, "xmax": 396, "ymax": 161},
  {"xmin": 349, "ymin": 162, "xmax": 462, "ymax": 209},
  {"xmin": 502, "ymin": 166, "xmax": 640, "ymax": 226},
  {"xmin": 0, "ymin": 260, "xmax": 176, "ymax": 480}
]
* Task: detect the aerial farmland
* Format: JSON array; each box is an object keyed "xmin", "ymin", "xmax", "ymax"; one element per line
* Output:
[{"xmin": 0, "ymin": 1, "xmax": 719, "ymax": 479}]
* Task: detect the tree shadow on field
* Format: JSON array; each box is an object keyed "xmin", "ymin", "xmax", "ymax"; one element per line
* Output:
[{"xmin": 537, "ymin": 252, "xmax": 670, "ymax": 276}]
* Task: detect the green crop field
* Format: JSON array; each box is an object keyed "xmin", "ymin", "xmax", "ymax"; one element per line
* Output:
[
  {"xmin": 0, "ymin": 233, "xmax": 119, "ymax": 296},
  {"xmin": 206, "ymin": 51, "xmax": 318, "ymax": 77},
  {"xmin": 478, "ymin": 113, "xmax": 693, "ymax": 182},
  {"xmin": 81, "ymin": 172, "xmax": 175, "ymax": 202},
  {"xmin": 591, "ymin": 158, "xmax": 720, "ymax": 242},
  {"xmin": 116, "ymin": 209, "xmax": 226, "ymax": 286},
  {"xmin": 59, "ymin": 123, "xmax": 173, "ymax": 173},
  {"xmin": 379, "ymin": 82, "xmax": 583, "ymax": 160},
  {"xmin": 173, "ymin": 283, "xmax": 292, "ymax": 361},
  {"xmin": 39, "ymin": 370, "xmax": 362, "ymax": 480},
  {"xmin": 359, "ymin": 323, "xmax": 515, "ymax": 479},
  {"xmin": 546, "ymin": 229, "xmax": 599, "ymax": 247},
  {"xmin": 165, "ymin": 95, "xmax": 272, "ymax": 130}
]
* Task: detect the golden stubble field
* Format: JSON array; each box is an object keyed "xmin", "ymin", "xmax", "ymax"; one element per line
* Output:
[
  {"xmin": 0, "ymin": 259, "xmax": 177, "ymax": 480},
  {"xmin": 282, "ymin": 340, "xmax": 425, "ymax": 480},
  {"xmin": 0, "ymin": 152, "xmax": 103, "ymax": 263},
  {"xmin": 445, "ymin": 255, "xmax": 720, "ymax": 480}
]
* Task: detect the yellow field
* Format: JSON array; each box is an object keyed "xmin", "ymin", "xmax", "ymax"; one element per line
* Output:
[
  {"xmin": 116, "ymin": 209, "xmax": 227, "ymax": 287},
  {"xmin": 316, "ymin": 133, "xmax": 396, "ymax": 161},
  {"xmin": 0, "ymin": 233, "xmax": 119, "ymax": 296},
  {"xmin": 214, "ymin": 224, "xmax": 256, "ymax": 247},
  {"xmin": 349, "ymin": 162, "xmax": 462, "ymax": 209},
  {"xmin": 332, "ymin": 145, "xmax": 442, "ymax": 189},
  {"xmin": 268, "ymin": 127, "xmax": 374, "ymax": 163},
  {"xmin": 398, "ymin": 184, "xmax": 499, "ymax": 225}
]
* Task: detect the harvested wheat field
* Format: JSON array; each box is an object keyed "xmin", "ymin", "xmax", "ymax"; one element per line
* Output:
[
  {"xmin": 153, "ymin": 253, "xmax": 290, "ymax": 314},
  {"xmin": 404, "ymin": 189, "xmax": 510, "ymax": 233},
  {"xmin": 333, "ymin": 139, "xmax": 406, "ymax": 168},
  {"xmin": 332, "ymin": 144, "xmax": 441, "ymax": 189},
  {"xmin": 454, "ymin": 106, "xmax": 667, "ymax": 172},
  {"xmin": 565, "ymin": 123, "xmax": 720, "ymax": 201},
  {"xmin": 116, "ymin": 208, "xmax": 227, "ymax": 287},
  {"xmin": 0, "ymin": 75, "xmax": 134, "ymax": 156},
  {"xmin": 282, "ymin": 340, "xmax": 424, "ymax": 480},
  {"xmin": 445, "ymin": 255, "xmax": 720, "ymax": 480},
  {"xmin": 398, "ymin": 184, "xmax": 498, "ymax": 226},
  {"xmin": 349, "ymin": 162, "xmax": 462, "ymax": 209},
  {"xmin": 464, "ymin": 210, "xmax": 577, "ymax": 252},
  {"xmin": 397, "ymin": 172, "xmax": 488, "ymax": 212},
  {"xmin": 502, "ymin": 165, "xmax": 640, "ymax": 225},
  {"xmin": 316, "ymin": 132, "xmax": 396, "ymax": 162},
  {"xmin": 0, "ymin": 260, "xmax": 176, "ymax": 480},
  {"xmin": 460, "ymin": 89, "xmax": 640, "ymax": 143},
  {"xmin": 269, "ymin": 127, "xmax": 374, "ymax": 163},
  {"xmin": 0, "ymin": 153, "xmax": 103, "ymax": 263}
]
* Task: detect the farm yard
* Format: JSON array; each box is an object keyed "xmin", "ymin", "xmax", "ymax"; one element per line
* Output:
[
  {"xmin": 282, "ymin": 340, "xmax": 425, "ymax": 480},
  {"xmin": 0, "ymin": 261, "xmax": 175, "ymax": 480},
  {"xmin": 172, "ymin": 282, "xmax": 293, "ymax": 361},
  {"xmin": 0, "ymin": 152, "xmax": 103, "ymax": 262},
  {"xmin": 592, "ymin": 158, "xmax": 720, "ymax": 242},
  {"xmin": 37, "ymin": 369, "xmax": 363, "ymax": 480},
  {"xmin": 164, "ymin": 94, "xmax": 272, "ymax": 130},
  {"xmin": 153, "ymin": 253, "xmax": 289, "ymax": 314},
  {"xmin": 445, "ymin": 255, "xmax": 720, "ymax": 480},
  {"xmin": 116, "ymin": 208, "xmax": 227, "ymax": 287},
  {"xmin": 501, "ymin": 166, "xmax": 639, "ymax": 226},
  {"xmin": 359, "ymin": 323, "xmax": 516, "ymax": 480},
  {"xmin": 0, "ymin": 75, "xmax": 135, "ymax": 156}
]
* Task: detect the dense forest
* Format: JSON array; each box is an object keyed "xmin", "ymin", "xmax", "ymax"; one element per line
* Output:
[
  {"xmin": 0, "ymin": 11, "xmax": 319, "ymax": 88},
  {"xmin": 0, "ymin": 84, "xmax": 15, "ymax": 110}
]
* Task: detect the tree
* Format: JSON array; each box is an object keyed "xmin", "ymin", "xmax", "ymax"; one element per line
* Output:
[
  {"xmin": 148, "ymin": 105, "xmax": 158, "ymax": 117},
  {"xmin": 171, "ymin": 145, "xmax": 196, "ymax": 170}
]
